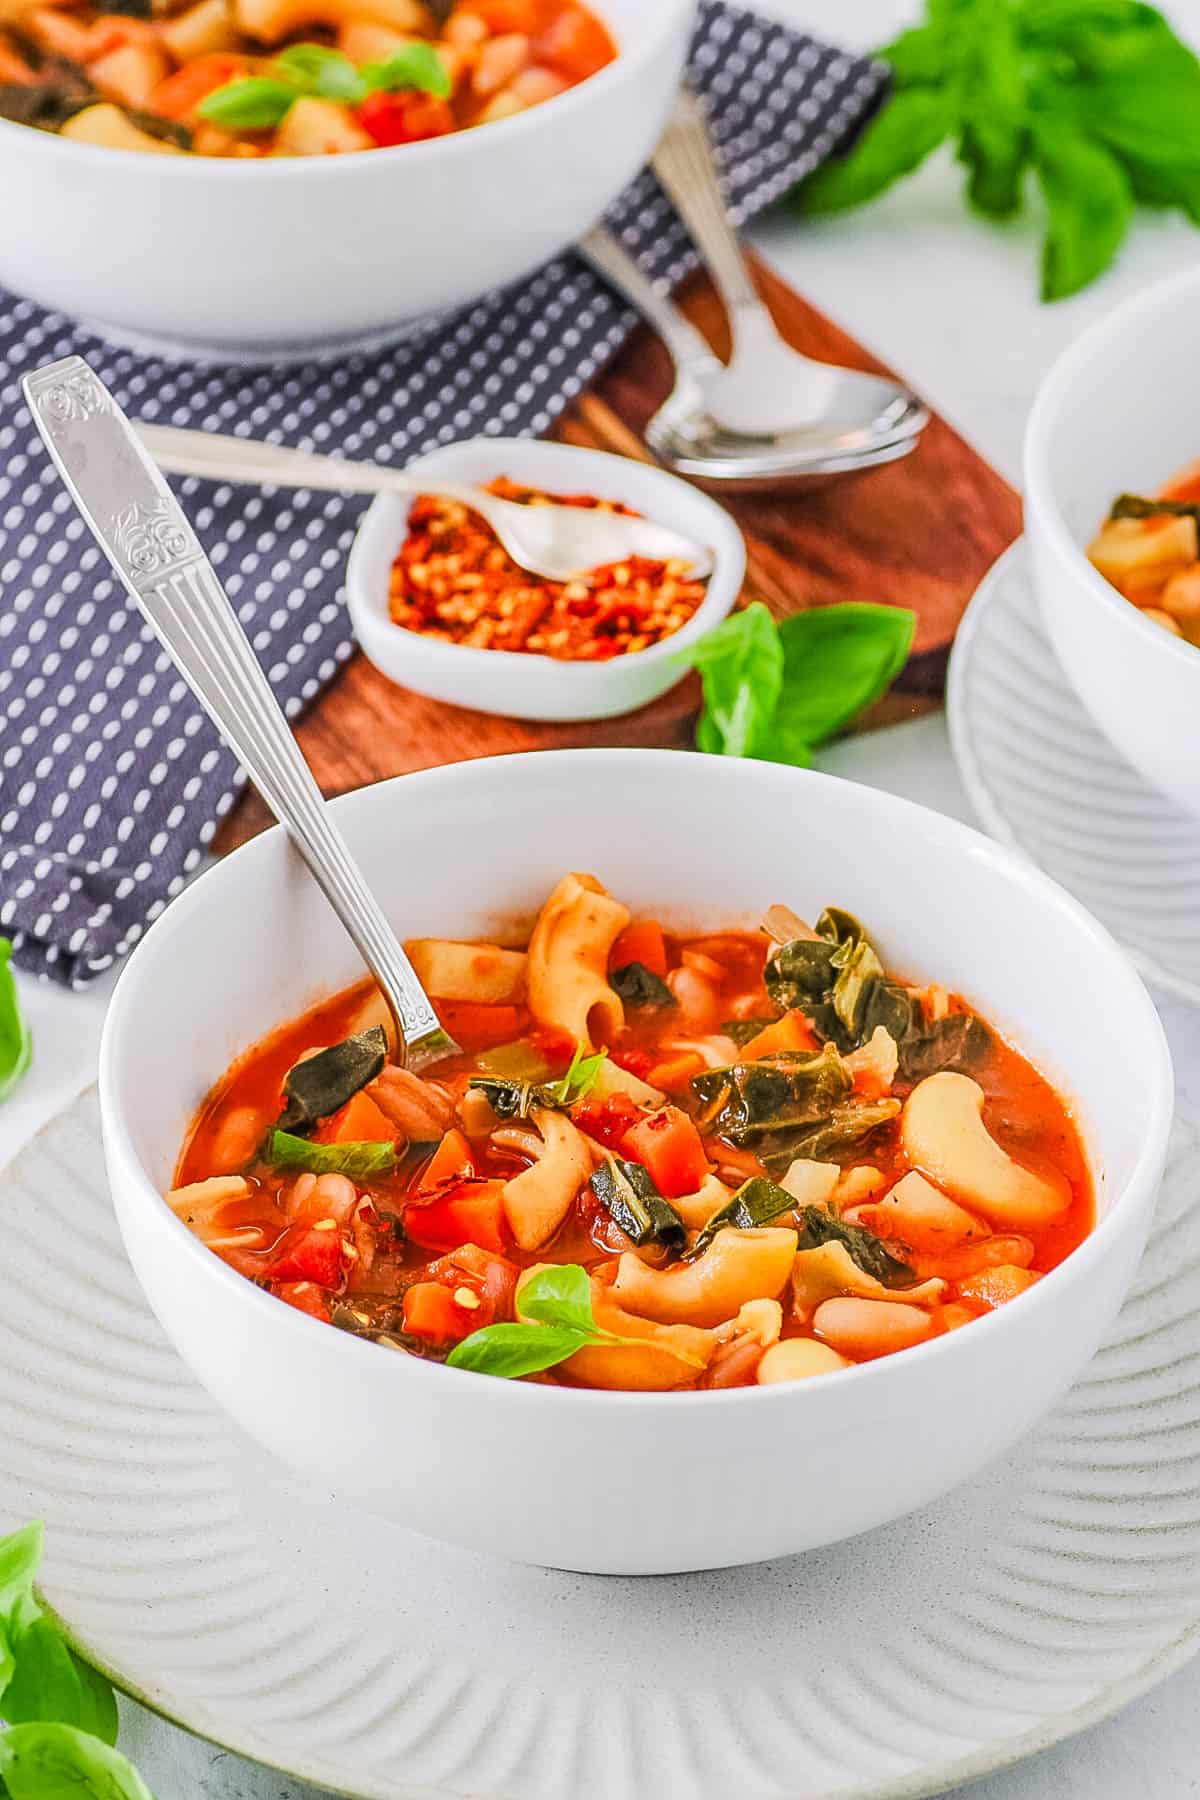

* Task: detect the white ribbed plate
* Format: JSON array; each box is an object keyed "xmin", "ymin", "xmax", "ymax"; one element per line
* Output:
[
  {"xmin": 949, "ymin": 539, "xmax": 1200, "ymax": 1005},
  {"xmin": 5, "ymin": 1089, "xmax": 1200, "ymax": 1800}
]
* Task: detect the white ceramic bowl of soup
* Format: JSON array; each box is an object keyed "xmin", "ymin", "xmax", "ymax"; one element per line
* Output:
[
  {"xmin": 1025, "ymin": 267, "xmax": 1200, "ymax": 817},
  {"xmin": 346, "ymin": 436, "xmax": 744, "ymax": 720},
  {"xmin": 98, "ymin": 750, "xmax": 1172, "ymax": 1574},
  {"xmin": 0, "ymin": 0, "xmax": 693, "ymax": 361}
]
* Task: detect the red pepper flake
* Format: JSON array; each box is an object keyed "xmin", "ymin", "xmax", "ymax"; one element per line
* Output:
[{"xmin": 387, "ymin": 478, "xmax": 708, "ymax": 662}]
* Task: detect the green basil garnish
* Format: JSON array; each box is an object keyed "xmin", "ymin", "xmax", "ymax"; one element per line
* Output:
[
  {"xmin": 198, "ymin": 36, "xmax": 450, "ymax": 131},
  {"xmin": 590, "ymin": 1158, "xmax": 686, "ymax": 1253},
  {"xmin": 360, "ymin": 42, "xmax": 451, "ymax": 98},
  {"xmin": 610, "ymin": 962, "xmax": 675, "ymax": 1007},
  {"xmin": 467, "ymin": 1042, "xmax": 605, "ymax": 1121},
  {"xmin": 198, "ymin": 76, "xmax": 304, "ymax": 128},
  {"xmin": 264, "ymin": 1129, "xmax": 396, "ymax": 1180},
  {"xmin": 0, "ymin": 939, "xmax": 31, "ymax": 1102},
  {"xmin": 446, "ymin": 1263, "xmax": 649, "ymax": 1380},
  {"xmin": 272, "ymin": 43, "xmax": 365, "ymax": 100},
  {"xmin": 277, "ymin": 1025, "xmax": 388, "ymax": 1134}
]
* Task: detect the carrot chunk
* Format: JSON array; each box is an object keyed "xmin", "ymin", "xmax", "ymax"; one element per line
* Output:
[
  {"xmin": 622, "ymin": 1106, "xmax": 709, "ymax": 1198},
  {"xmin": 610, "ymin": 919, "xmax": 667, "ymax": 977}
]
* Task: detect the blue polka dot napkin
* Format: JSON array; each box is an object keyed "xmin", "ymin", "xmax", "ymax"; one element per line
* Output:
[{"xmin": 0, "ymin": 2, "xmax": 884, "ymax": 986}]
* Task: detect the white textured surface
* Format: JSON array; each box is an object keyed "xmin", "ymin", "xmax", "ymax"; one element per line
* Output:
[
  {"xmin": 2, "ymin": 1089, "xmax": 1200, "ymax": 1800},
  {"xmin": 949, "ymin": 543, "xmax": 1200, "ymax": 1005}
]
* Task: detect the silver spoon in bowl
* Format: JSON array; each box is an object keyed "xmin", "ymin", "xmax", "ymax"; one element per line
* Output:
[
  {"xmin": 24, "ymin": 355, "xmax": 457, "ymax": 1073},
  {"xmin": 137, "ymin": 423, "xmax": 714, "ymax": 581}
]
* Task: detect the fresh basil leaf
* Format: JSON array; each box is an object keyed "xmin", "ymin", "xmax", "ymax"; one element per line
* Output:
[
  {"xmin": 1, "ymin": 1608, "xmax": 117, "ymax": 1744},
  {"xmin": 770, "ymin": 605, "xmax": 915, "ymax": 764},
  {"xmin": 197, "ymin": 77, "xmax": 301, "ymax": 128},
  {"xmin": 688, "ymin": 1175, "xmax": 796, "ymax": 1259},
  {"xmin": 264, "ymin": 1129, "xmax": 396, "ymax": 1180},
  {"xmin": 1034, "ymin": 121, "xmax": 1133, "ymax": 300},
  {"xmin": 610, "ymin": 962, "xmax": 675, "ymax": 1007},
  {"xmin": 272, "ymin": 43, "xmax": 365, "ymax": 100},
  {"xmin": 0, "ymin": 1522, "xmax": 41, "ymax": 1614},
  {"xmin": 795, "ymin": 1203, "xmax": 915, "ymax": 1287},
  {"xmin": 590, "ymin": 1158, "xmax": 686, "ymax": 1253},
  {"xmin": 0, "ymin": 1723, "xmax": 155, "ymax": 1800},
  {"xmin": 877, "ymin": 22, "xmax": 949, "ymax": 86},
  {"xmin": 445, "ymin": 1322, "xmax": 590, "ymax": 1378},
  {"xmin": 681, "ymin": 602, "xmax": 784, "ymax": 760},
  {"xmin": 553, "ymin": 1043, "xmax": 607, "ymax": 1105},
  {"xmin": 277, "ymin": 1027, "xmax": 388, "ymax": 1134},
  {"xmin": 958, "ymin": 118, "xmax": 1029, "ymax": 217},
  {"xmin": 797, "ymin": 86, "xmax": 955, "ymax": 215},
  {"xmin": 0, "ymin": 940, "xmax": 32, "ymax": 1103},
  {"xmin": 515, "ymin": 1262, "xmax": 596, "ymax": 1335},
  {"xmin": 361, "ymin": 42, "xmax": 451, "ymax": 99}
]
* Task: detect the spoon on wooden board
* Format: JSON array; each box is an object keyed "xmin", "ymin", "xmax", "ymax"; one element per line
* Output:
[
  {"xmin": 137, "ymin": 423, "xmax": 715, "ymax": 582},
  {"xmin": 579, "ymin": 97, "xmax": 929, "ymax": 486},
  {"xmin": 24, "ymin": 354, "xmax": 457, "ymax": 1074}
]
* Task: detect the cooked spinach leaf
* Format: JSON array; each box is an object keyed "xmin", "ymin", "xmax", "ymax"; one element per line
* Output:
[
  {"xmin": 264, "ymin": 1129, "xmax": 396, "ymax": 1181},
  {"xmin": 1110, "ymin": 492, "xmax": 1200, "ymax": 526},
  {"xmin": 277, "ymin": 1026, "xmax": 388, "ymax": 1133},
  {"xmin": 759, "ymin": 1098, "xmax": 900, "ymax": 1174},
  {"xmin": 590, "ymin": 1158, "xmax": 686, "ymax": 1253},
  {"xmin": 690, "ymin": 1043, "xmax": 852, "ymax": 1145},
  {"xmin": 688, "ymin": 1175, "xmax": 797, "ymax": 1258},
  {"xmin": 765, "ymin": 907, "xmax": 989, "ymax": 1078},
  {"xmin": 0, "ymin": 83, "xmax": 94, "ymax": 129},
  {"xmin": 610, "ymin": 962, "xmax": 675, "ymax": 1007},
  {"xmin": 795, "ymin": 1204, "xmax": 915, "ymax": 1287},
  {"xmin": 468, "ymin": 1044, "xmax": 604, "ymax": 1121}
]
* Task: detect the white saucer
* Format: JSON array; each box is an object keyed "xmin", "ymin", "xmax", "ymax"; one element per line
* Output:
[
  {"xmin": 5, "ymin": 1090, "xmax": 1200, "ymax": 1800},
  {"xmin": 948, "ymin": 540, "xmax": 1200, "ymax": 1006}
]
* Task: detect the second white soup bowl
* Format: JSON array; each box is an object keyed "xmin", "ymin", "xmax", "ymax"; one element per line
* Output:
[
  {"xmin": 1025, "ymin": 267, "xmax": 1200, "ymax": 817},
  {"xmin": 99, "ymin": 751, "xmax": 1171, "ymax": 1574}
]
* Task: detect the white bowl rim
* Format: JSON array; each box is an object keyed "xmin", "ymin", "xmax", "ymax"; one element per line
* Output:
[
  {"xmin": 98, "ymin": 748, "xmax": 1175, "ymax": 1413},
  {"xmin": 0, "ymin": 0, "xmax": 692, "ymax": 180},
  {"xmin": 346, "ymin": 435, "xmax": 745, "ymax": 681},
  {"xmin": 1024, "ymin": 263, "xmax": 1200, "ymax": 679}
]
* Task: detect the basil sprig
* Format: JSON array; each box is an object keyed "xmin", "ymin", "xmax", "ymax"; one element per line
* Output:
[
  {"xmin": 199, "ymin": 40, "xmax": 451, "ymax": 130},
  {"xmin": 468, "ymin": 1041, "xmax": 606, "ymax": 1122},
  {"xmin": 264, "ymin": 1128, "xmax": 396, "ymax": 1180},
  {"xmin": 446, "ymin": 1264, "xmax": 653, "ymax": 1380},
  {"xmin": 0, "ymin": 938, "xmax": 31, "ymax": 1102},
  {"xmin": 678, "ymin": 602, "xmax": 915, "ymax": 767},
  {"xmin": 793, "ymin": 0, "xmax": 1200, "ymax": 300},
  {"xmin": 0, "ymin": 1521, "xmax": 154, "ymax": 1796}
]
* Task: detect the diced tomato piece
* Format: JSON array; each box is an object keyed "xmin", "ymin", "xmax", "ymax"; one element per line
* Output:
[
  {"xmin": 417, "ymin": 1127, "xmax": 476, "ymax": 1192},
  {"xmin": 644, "ymin": 1051, "xmax": 705, "ymax": 1090},
  {"xmin": 406, "ymin": 1178, "xmax": 508, "ymax": 1253},
  {"xmin": 536, "ymin": 5, "xmax": 613, "ymax": 79},
  {"xmin": 265, "ymin": 1222, "xmax": 347, "ymax": 1288},
  {"xmin": 316, "ymin": 1087, "xmax": 398, "ymax": 1146},
  {"xmin": 355, "ymin": 90, "xmax": 454, "ymax": 148},
  {"xmin": 528, "ymin": 1024, "xmax": 575, "ymax": 1068},
  {"xmin": 403, "ymin": 1280, "xmax": 482, "ymax": 1344},
  {"xmin": 434, "ymin": 1001, "xmax": 524, "ymax": 1049},
  {"xmin": 573, "ymin": 1091, "xmax": 641, "ymax": 1151},
  {"xmin": 739, "ymin": 1011, "xmax": 817, "ymax": 1059},
  {"xmin": 426, "ymin": 1243, "xmax": 520, "ymax": 1321},
  {"xmin": 609, "ymin": 919, "xmax": 667, "ymax": 977},
  {"xmin": 610, "ymin": 1046, "xmax": 654, "ymax": 1080},
  {"xmin": 621, "ymin": 1106, "xmax": 709, "ymax": 1198},
  {"xmin": 274, "ymin": 1280, "xmax": 332, "ymax": 1322},
  {"xmin": 148, "ymin": 51, "xmax": 246, "ymax": 118},
  {"xmin": 471, "ymin": 0, "xmax": 539, "ymax": 29}
]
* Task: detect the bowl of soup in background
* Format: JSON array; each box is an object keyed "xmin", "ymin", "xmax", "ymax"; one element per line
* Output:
[
  {"xmin": 0, "ymin": 0, "xmax": 693, "ymax": 361},
  {"xmin": 98, "ymin": 750, "xmax": 1172, "ymax": 1573},
  {"xmin": 1025, "ymin": 266, "xmax": 1200, "ymax": 817}
]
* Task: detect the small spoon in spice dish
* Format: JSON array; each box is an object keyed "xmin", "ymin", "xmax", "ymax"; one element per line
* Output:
[{"xmin": 138, "ymin": 424, "xmax": 715, "ymax": 582}]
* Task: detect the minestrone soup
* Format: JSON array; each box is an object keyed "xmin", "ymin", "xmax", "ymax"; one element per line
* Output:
[
  {"xmin": 1089, "ymin": 461, "xmax": 1200, "ymax": 645},
  {"xmin": 0, "ymin": 0, "xmax": 615, "ymax": 158},
  {"xmin": 171, "ymin": 876, "xmax": 1092, "ymax": 1390}
]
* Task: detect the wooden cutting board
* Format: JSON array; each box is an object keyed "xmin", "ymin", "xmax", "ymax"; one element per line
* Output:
[{"xmin": 215, "ymin": 252, "xmax": 1021, "ymax": 854}]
